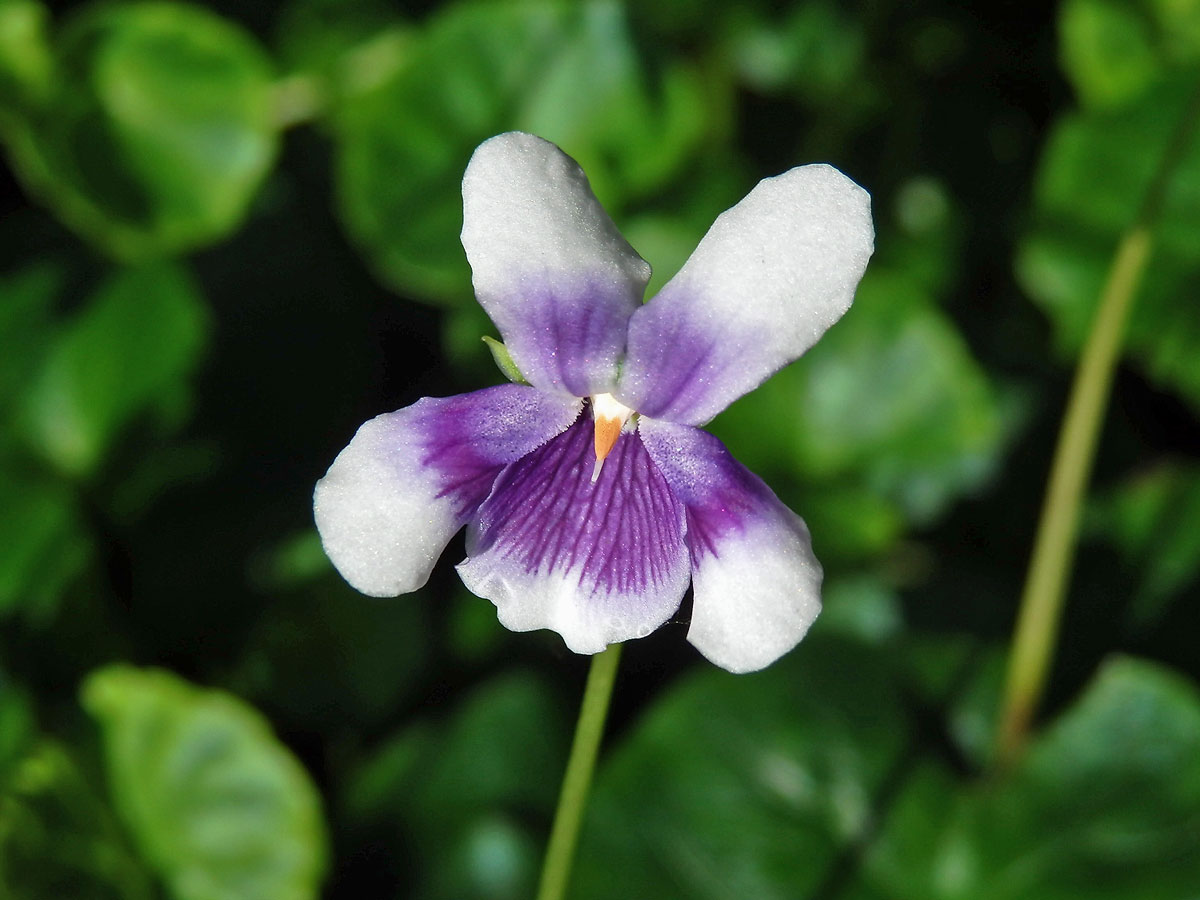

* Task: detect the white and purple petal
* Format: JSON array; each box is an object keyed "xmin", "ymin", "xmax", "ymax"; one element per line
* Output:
[
  {"xmin": 461, "ymin": 132, "xmax": 651, "ymax": 397},
  {"xmin": 617, "ymin": 164, "xmax": 874, "ymax": 425},
  {"xmin": 314, "ymin": 385, "xmax": 582, "ymax": 597},
  {"xmin": 639, "ymin": 418, "xmax": 823, "ymax": 673},
  {"xmin": 457, "ymin": 415, "xmax": 691, "ymax": 654}
]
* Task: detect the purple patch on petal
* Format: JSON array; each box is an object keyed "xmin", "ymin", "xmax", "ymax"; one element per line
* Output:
[
  {"xmin": 499, "ymin": 275, "xmax": 640, "ymax": 397},
  {"xmin": 468, "ymin": 413, "xmax": 687, "ymax": 597},
  {"xmin": 412, "ymin": 385, "xmax": 582, "ymax": 518},
  {"xmin": 617, "ymin": 294, "xmax": 772, "ymax": 425},
  {"xmin": 637, "ymin": 419, "xmax": 780, "ymax": 562},
  {"xmin": 622, "ymin": 314, "xmax": 718, "ymax": 416},
  {"xmin": 682, "ymin": 476, "xmax": 762, "ymax": 560}
]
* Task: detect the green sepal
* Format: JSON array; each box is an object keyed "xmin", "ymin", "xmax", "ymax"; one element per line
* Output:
[{"xmin": 482, "ymin": 336, "xmax": 530, "ymax": 385}]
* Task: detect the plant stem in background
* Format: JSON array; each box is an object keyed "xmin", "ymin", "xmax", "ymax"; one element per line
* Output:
[
  {"xmin": 536, "ymin": 642, "xmax": 623, "ymax": 900},
  {"xmin": 995, "ymin": 84, "xmax": 1200, "ymax": 768}
]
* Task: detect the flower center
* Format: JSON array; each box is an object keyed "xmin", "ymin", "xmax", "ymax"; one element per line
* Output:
[{"xmin": 589, "ymin": 392, "xmax": 634, "ymax": 483}]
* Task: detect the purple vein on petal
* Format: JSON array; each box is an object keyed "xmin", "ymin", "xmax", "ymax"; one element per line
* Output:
[
  {"xmin": 468, "ymin": 415, "xmax": 687, "ymax": 598},
  {"xmin": 490, "ymin": 275, "xmax": 640, "ymax": 397}
]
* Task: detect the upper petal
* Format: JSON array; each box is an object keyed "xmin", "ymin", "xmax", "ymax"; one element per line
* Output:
[
  {"xmin": 313, "ymin": 385, "xmax": 582, "ymax": 597},
  {"xmin": 639, "ymin": 418, "xmax": 822, "ymax": 673},
  {"xmin": 461, "ymin": 132, "xmax": 651, "ymax": 397},
  {"xmin": 617, "ymin": 164, "xmax": 874, "ymax": 425},
  {"xmin": 456, "ymin": 413, "xmax": 690, "ymax": 654}
]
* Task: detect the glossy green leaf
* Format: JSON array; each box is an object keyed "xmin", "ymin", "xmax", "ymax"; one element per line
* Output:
[
  {"xmin": 81, "ymin": 665, "xmax": 328, "ymax": 900},
  {"xmin": 21, "ymin": 261, "xmax": 208, "ymax": 477},
  {"xmin": 572, "ymin": 637, "xmax": 910, "ymax": 900},
  {"xmin": 853, "ymin": 658, "xmax": 1200, "ymax": 899},
  {"xmin": 335, "ymin": 0, "xmax": 712, "ymax": 304},
  {"xmin": 4, "ymin": 1, "xmax": 278, "ymax": 258},
  {"xmin": 1089, "ymin": 462, "xmax": 1200, "ymax": 627},
  {"xmin": 711, "ymin": 265, "xmax": 1012, "ymax": 541},
  {"xmin": 1017, "ymin": 79, "xmax": 1200, "ymax": 411}
]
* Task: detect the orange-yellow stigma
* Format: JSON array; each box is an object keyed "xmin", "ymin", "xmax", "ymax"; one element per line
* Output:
[{"xmin": 590, "ymin": 393, "xmax": 634, "ymax": 483}]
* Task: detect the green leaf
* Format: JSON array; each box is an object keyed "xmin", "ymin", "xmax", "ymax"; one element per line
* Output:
[
  {"xmin": 274, "ymin": 0, "xmax": 403, "ymax": 79},
  {"xmin": 1088, "ymin": 462, "xmax": 1200, "ymax": 627},
  {"xmin": 1017, "ymin": 79, "xmax": 1200, "ymax": 411},
  {"xmin": 0, "ymin": 261, "xmax": 60, "ymax": 430},
  {"xmin": 1059, "ymin": 0, "xmax": 1160, "ymax": 108},
  {"xmin": 794, "ymin": 485, "xmax": 907, "ymax": 563},
  {"xmin": 0, "ymin": 467, "xmax": 89, "ymax": 621},
  {"xmin": 593, "ymin": 153, "xmax": 747, "ymax": 297},
  {"xmin": 572, "ymin": 637, "xmax": 911, "ymax": 900},
  {"xmin": 21, "ymin": 261, "xmax": 209, "ymax": 478},
  {"xmin": 855, "ymin": 658, "xmax": 1200, "ymax": 900},
  {"xmin": 81, "ymin": 665, "xmax": 328, "ymax": 900},
  {"xmin": 1026, "ymin": 80, "xmax": 1200, "ymax": 246},
  {"xmin": 0, "ymin": 675, "xmax": 36, "ymax": 778},
  {"xmin": 1059, "ymin": 0, "xmax": 1200, "ymax": 109},
  {"xmin": 247, "ymin": 530, "xmax": 332, "ymax": 592},
  {"xmin": 710, "ymin": 265, "xmax": 1013, "ymax": 544},
  {"xmin": 1150, "ymin": 0, "xmax": 1200, "ymax": 62},
  {"xmin": 730, "ymin": 1, "xmax": 866, "ymax": 103},
  {"xmin": 349, "ymin": 669, "xmax": 567, "ymax": 827},
  {"xmin": 3, "ymin": 0, "xmax": 279, "ymax": 258},
  {"xmin": 814, "ymin": 573, "xmax": 904, "ymax": 645},
  {"xmin": 334, "ymin": 0, "xmax": 712, "ymax": 304},
  {"xmin": 345, "ymin": 670, "xmax": 568, "ymax": 900},
  {"xmin": 0, "ymin": 0, "xmax": 52, "ymax": 111},
  {"xmin": 0, "ymin": 740, "xmax": 157, "ymax": 900},
  {"xmin": 232, "ymin": 577, "xmax": 430, "ymax": 730}
]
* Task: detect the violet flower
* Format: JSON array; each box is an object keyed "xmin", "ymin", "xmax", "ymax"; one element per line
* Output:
[{"xmin": 314, "ymin": 132, "xmax": 873, "ymax": 673}]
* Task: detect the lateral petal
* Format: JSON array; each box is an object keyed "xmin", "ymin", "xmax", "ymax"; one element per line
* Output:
[
  {"xmin": 618, "ymin": 164, "xmax": 873, "ymax": 425},
  {"xmin": 639, "ymin": 418, "xmax": 822, "ymax": 673},
  {"xmin": 461, "ymin": 132, "xmax": 651, "ymax": 397},
  {"xmin": 314, "ymin": 386, "xmax": 582, "ymax": 597},
  {"xmin": 457, "ymin": 415, "xmax": 690, "ymax": 654}
]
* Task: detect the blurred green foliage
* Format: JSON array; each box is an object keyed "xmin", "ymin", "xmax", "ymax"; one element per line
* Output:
[
  {"xmin": 2, "ymin": 0, "xmax": 279, "ymax": 258},
  {"xmin": 22, "ymin": 262, "xmax": 208, "ymax": 477},
  {"xmin": 81, "ymin": 666, "xmax": 327, "ymax": 900},
  {"xmin": 855, "ymin": 658, "xmax": 1200, "ymax": 900},
  {"xmin": 1018, "ymin": 78, "xmax": 1200, "ymax": 411},
  {"xmin": 1089, "ymin": 462, "xmax": 1200, "ymax": 628},
  {"xmin": 575, "ymin": 635, "xmax": 912, "ymax": 900},
  {"xmin": 332, "ymin": 0, "xmax": 712, "ymax": 303},
  {"xmin": 0, "ymin": 0, "xmax": 1198, "ymax": 898}
]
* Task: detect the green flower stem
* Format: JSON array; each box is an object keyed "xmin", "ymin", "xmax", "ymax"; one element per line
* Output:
[
  {"xmin": 995, "ymin": 84, "xmax": 1200, "ymax": 769},
  {"xmin": 994, "ymin": 226, "xmax": 1151, "ymax": 767},
  {"xmin": 536, "ymin": 642, "xmax": 623, "ymax": 900}
]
